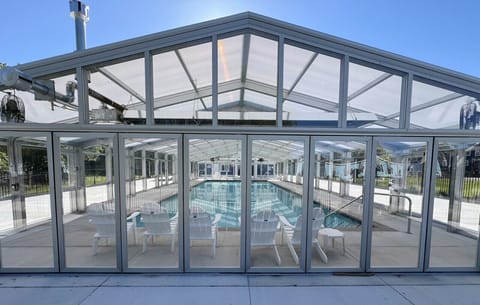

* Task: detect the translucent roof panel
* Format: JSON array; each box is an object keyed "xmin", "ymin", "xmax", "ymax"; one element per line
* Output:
[
  {"xmin": 153, "ymin": 51, "xmax": 193, "ymax": 98},
  {"xmin": 218, "ymin": 90, "xmax": 241, "ymax": 108},
  {"xmin": 410, "ymin": 79, "xmax": 478, "ymax": 129},
  {"xmin": 89, "ymin": 70, "xmax": 143, "ymax": 107},
  {"xmin": 243, "ymin": 90, "xmax": 276, "ymax": 111},
  {"xmin": 246, "ymin": 35, "xmax": 278, "ymax": 87},
  {"xmin": 218, "ymin": 35, "xmax": 243, "ymax": 83},
  {"xmin": 101, "ymin": 57, "xmax": 146, "ymax": 98},
  {"xmin": 87, "ymin": 56, "xmax": 146, "ymax": 124},
  {"xmin": 189, "ymin": 139, "xmax": 241, "ymax": 162},
  {"xmin": 252, "ymin": 139, "xmax": 304, "ymax": 163},
  {"xmin": 153, "ymin": 42, "xmax": 212, "ymax": 126},
  {"xmin": 155, "ymin": 97, "xmax": 212, "ymax": 125},
  {"xmin": 283, "ymin": 100, "xmax": 339, "ymax": 128},
  {"xmin": 348, "ymin": 62, "xmax": 402, "ymax": 128},
  {"xmin": 285, "ymin": 44, "xmax": 340, "ymax": 104},
  {"xmin": 177, "ymin": 42, "xmax": 212, "ymax": 89}
]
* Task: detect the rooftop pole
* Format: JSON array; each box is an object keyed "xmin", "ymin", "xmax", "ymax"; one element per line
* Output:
[{"xmin": 69, "ymin": 0, "xmax": 89, "ymax": 51}]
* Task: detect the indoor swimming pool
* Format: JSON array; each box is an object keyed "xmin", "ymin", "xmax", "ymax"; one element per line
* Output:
[{"xmin": 155, "ymin": 181, "xmax": 361, "ymax": 228}]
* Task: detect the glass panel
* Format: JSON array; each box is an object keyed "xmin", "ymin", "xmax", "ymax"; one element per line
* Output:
[
  {"xmin": 153, "ymin": 42, "xmax": 212, "ymax": 125},
  {"xmin": 250, "ymin": 139, "xmax": 305, "ymax": 269},
  {"xmin": 311, "ymin": 140, "xmax": 366, "ymax": 268},
  {"xmin": 0, "ymin": 135, "xmax": 54, "ymax": 268},
  {"xmin": 0, "ymin": 71, "xmax": 79, "ymax": 124},
  {"xmin": 123, "ymin": 136, "xmax": 180, "ymax": 269},
  {"xmin": 371, "ymin": 140, "xmax": 428, "ymax": 268},
  {"xmin": 60, "ymin": 135, "xmax": 116, "ymax": 268},
  {"xmin": 429, "ymin": 141, "xmax": 480, "ymax": 267},
  {"xmin": 188, "ymin": 138, "xmax": 242, "ymax": 268},
  {"xmin": 218, "ymin": 34, "xmax": 277, "ymax": 126},
  {"xmin": 348, "ymin": 62, "xmax": 402, "ymax": 128},
  {"xmin": 87, "ymin": 56, "xmax": 146, "ymax": 124},
  {"xmin": 283, "ymin": 44, "xmax": 341, "ymax": 127},
  {"xmin": 411, "ymin": 80, "xmax": 480, "ymax": 129}
]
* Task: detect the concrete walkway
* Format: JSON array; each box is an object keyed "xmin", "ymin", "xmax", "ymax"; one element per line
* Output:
[{"xmin": 1, "ymin": 273, "xmax": 480, "ymax": 305}]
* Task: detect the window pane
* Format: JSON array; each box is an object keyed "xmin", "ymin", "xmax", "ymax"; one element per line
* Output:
[
  {"xmin": 348, "ymin": 63, "xmax": 402, "ymax": 128},
  {"xmin": 60, "ymin": 135, "xmax": 117, "ymax": 268},
  {"xmin": 429, "ymin": 141, "xmax": 480, "ymax": 267},
  {"xmin": 250, "ymin": 138, "xmax": 305, "ymax": 269},
  {"xmin": 218, "ymin": 34, "xmax": 277, "ymax": 126},
  {"xmin": 311, "ymin": 140, "xmax": 366, "ymax": 269},
  {"xmin": 0, "ymin": 71, "xmax": 79, "ymax": 124},
  {"xmin": 188, "ymin": 138, "xmax": 242, "ymax": 268},
  {"xmin": 88, "ymin": 56, "xmax": 146, "ymax": 124},
  {"xmin": 124, "ymin": 137, "xmax": 180, "ymax": 269},
  {"xmin": 153, "ymin": 42, "xmax": 212, "ymax": 125},
  {"xmin": 0, "ymin": 136, "xmax": 54, "ymax": 268},
  {"xmin": 371, "ymin": 140, "xmax": 428, "ymax": 268},
  {"xmin": 283, "ymin": 44, "xmax": 340, "ymax": 127},
  {"xmin": 410, "ymin": 80, "xmax": 480, "ymax": 129}
]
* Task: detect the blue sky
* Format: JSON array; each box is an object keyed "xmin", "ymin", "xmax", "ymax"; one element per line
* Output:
[{"xmin": 2, "ymin": 0, "xmax": 480, "ymax": 77}]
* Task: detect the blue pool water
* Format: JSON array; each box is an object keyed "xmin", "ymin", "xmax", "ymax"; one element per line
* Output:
[{"xmin": 158, "ymin": 181, "xmax": 360, "ymax": 228}]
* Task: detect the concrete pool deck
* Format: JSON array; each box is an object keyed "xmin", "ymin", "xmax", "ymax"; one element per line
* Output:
[{"xmin": 1, "ymin": 273, "xmax": 480, "ymax": 305}]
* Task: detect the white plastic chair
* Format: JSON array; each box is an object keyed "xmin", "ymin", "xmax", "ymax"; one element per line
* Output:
[
  {"xmin": 141, "ymin": 203, "xmax": 178, "ymax": 253},
  {"xmin": 250, "ymin": 209, "xmax": 281, "ymax": 265},
  {"xmin": 190, "ymin": 208, "xmax": 222, "ymax": 257},
  {"xmin": 89, "ymin": 202, "xmax": 138, "ymax": 255},
  {"xmin": 279, "ymin": 207, "xmax": 328, "ymax": 264}
]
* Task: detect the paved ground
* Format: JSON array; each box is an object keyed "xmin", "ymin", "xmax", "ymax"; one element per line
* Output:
[{"xmin": 1, "ymin": 273, "xmax": 480, "ymax": 305}]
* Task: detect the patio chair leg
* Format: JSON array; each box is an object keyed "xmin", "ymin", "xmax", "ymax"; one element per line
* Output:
[
  {"xmin": 170, "ymin": 237, "xmax": 175, "ymax": 253},
  {"xmin": 142, "ymin": 236, "xmax": 148, "ymax": 253},
  {"xmin": 273, "ymin": 245, "xmax": 281, "ymax": 266},
  {"xmin": 314, "ymin": 241, "xmax": 328, "ymax": 264},
  {"xmin": 286, "ymin": 241, "xmax": 299, "ymax": 265},
  {"xmin": 93, "ymin": 238, "xmax": 98, "ymax": 256},
  {"xmin": 212, "ymin": 239, "xmax": 216, "ymax": 258}
]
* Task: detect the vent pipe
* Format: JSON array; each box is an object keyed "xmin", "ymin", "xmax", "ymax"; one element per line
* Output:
[{"xmin": 69, "ymin": 0, "xmax": 89, "ymax": 51}]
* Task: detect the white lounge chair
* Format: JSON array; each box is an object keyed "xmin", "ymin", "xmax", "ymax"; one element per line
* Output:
[
  {"xmin": 88, "ymin": 202, "xmax": 138, "ymax": 255},
  {"xmin": 141, "ymin": 203, "xmax": 178, "ymax": 253},
  {"xmin": 190, "ymin": 208, "xmax": 222, "ymax": 257},
  {"xmin": 251, "ymin": 209, "xmax": 281, "ymax": 265},
  {"xmin": 279, "ymin": 207, "xmax": 328, "ymax": 264}
]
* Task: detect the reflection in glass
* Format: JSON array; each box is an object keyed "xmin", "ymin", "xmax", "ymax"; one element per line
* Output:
[
  {"xmin": 371, "ymin": 141, "xmax": 428, "ymax": 268},
  {"xmin": 410, "ymin": 80, "xmax": 480, "ymax": 129},
  {"xmin": 188, "ymin": 138, "xmax": 241, "ymax": 268},
  {"xmin": 429, "ymin": 141, "xmax": 480, "ymax": 267},
  {"xmin": 347, "ymin": 62, "xmax": 402, "ymax": 128},
  {"xmin": 0, "ymin": 136, "xmax": 54, "ymax": 268},
  {"xmin": 0, "ymin": 71, "xmax": 79, "ymax": 124},
  {"xmin": 60, "ymin": 136, "xmax": 116, "ymax": 268},
  {"xmin": 123, "ymin": 137, "xmax": 179, "ymax": 268},
  {"xmin": 153, "ymin": 42, "xmax": 212, "ymax": 125},
  {"xmin": 249, "ymin": 139, "xmax": 305, "ymax": 268},
  {"xmin": 311, "ymin": 140, "xmax": 366, "ymax": 268}
]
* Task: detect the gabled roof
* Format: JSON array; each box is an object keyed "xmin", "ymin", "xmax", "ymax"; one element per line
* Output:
[
  {"xmin": 3, "ymin": 12, "xmax": 480, "ymax": 128},
  {"xmin": 17, "ymin": 12, "xmax": 480, "ymax": 88}
]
